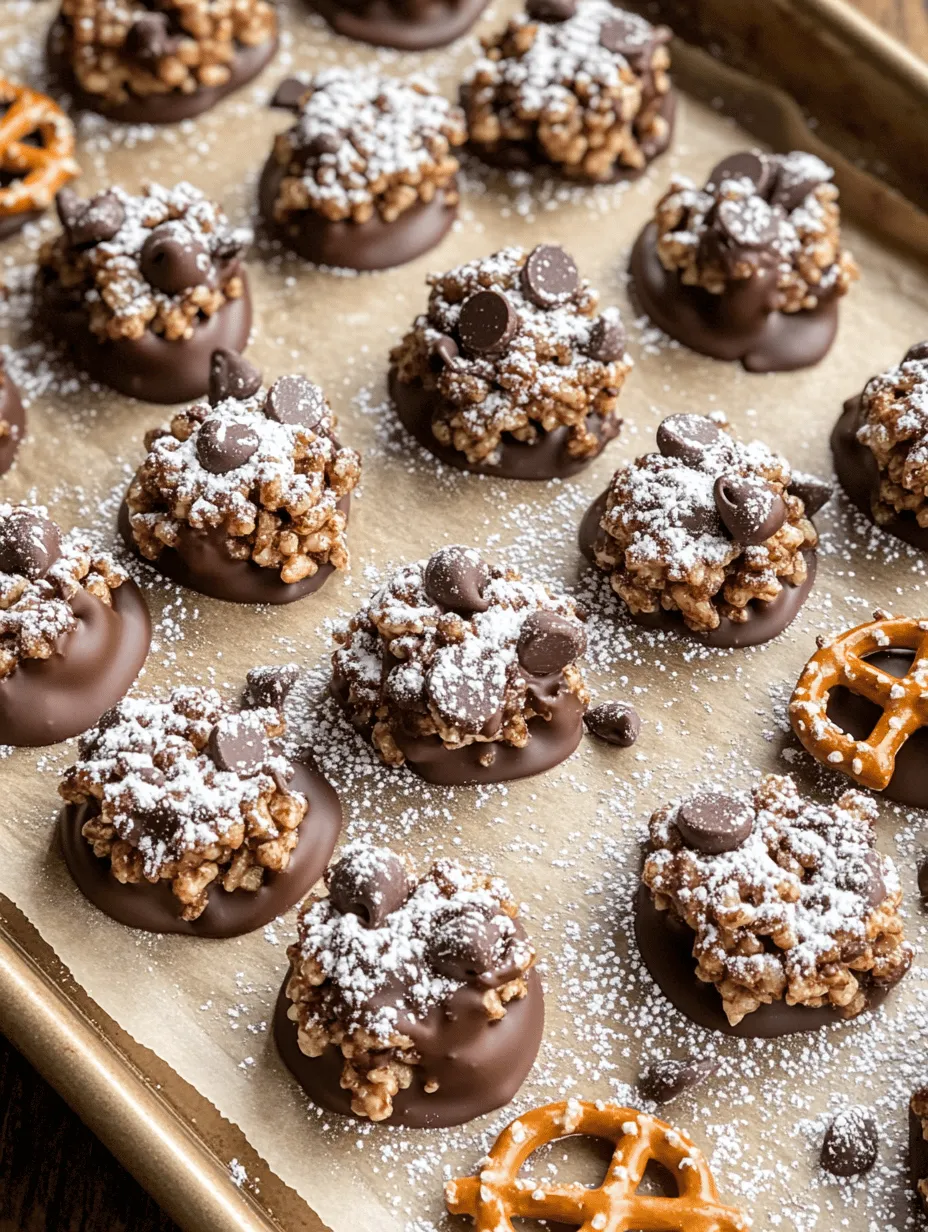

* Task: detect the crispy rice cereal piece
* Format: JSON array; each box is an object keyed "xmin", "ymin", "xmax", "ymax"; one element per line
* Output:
[
  {"xmin": 59, "ymin": 686, "xmax": 308, "ymax": 920},
  {"xmin": 642, "ymin": 774, "xmax": 912, "ymax": 1026},
  {"xmin": 38, "ymin": 181, "xmax": 250, "ymax": 343},
  {"xmin": 854, "ymin": 347, "xmax": 928, "ymax": 527},
  {"xmin": 58, "ymin": 0, "xmax": 276, "ymax": 108},
  {"xmin": 332, "ymin": 545, "xmax": 589, "ymax": 767},
  {"xmin": 268, "ymin": 68, "xmax": 466, "ymax": 227},
  {"xmin": 461, "ymin": 0, "xmax": 672, "ymax": 182},
  {"xmin": 654, "ymin": 150, "xmax": 858, "ymax": 312},
  {"xmin": 390, "ymin": 246, "xmax": 630, "ymax": 465},
  {"xmin": 285, "ymin": 844, "xmax": 535, "ymax": 1121},
  {"xmin": 126, "ymin": 375, "xmax": 361, "ymax": 584},
  {"xmin": 592, "ymin": 413, "xmax": 817, "ymax": 634}
]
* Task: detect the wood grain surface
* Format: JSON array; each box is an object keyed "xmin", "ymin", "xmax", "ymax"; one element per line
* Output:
[{"xmin": 1, "ymin": 2, "xmax": 924, "ymax": 1231}]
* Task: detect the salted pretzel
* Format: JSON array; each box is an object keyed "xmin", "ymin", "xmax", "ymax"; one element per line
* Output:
[
  {"xmin": 0, "ymin": 81, "xmax": 79, "ymax": 221},
  {"xmin": 789, "ymin": 614, "xmax": 928, "ymax": 791},
  {"xmin": 445, "ymin": 1100, "xmax": 750, "ymax": 1232}
]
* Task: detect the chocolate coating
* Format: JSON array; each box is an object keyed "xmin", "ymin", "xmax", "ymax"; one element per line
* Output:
[
  {"xmin": 0, "ymin": 378, "xmax": 25, "ymax": 477},
  {"xmin": 38, "ymin": 276, "xmax": 252, "ymax": 404},
  {"xmin": 118, "ymin": 496, "xmax": 350, "ymax": 606},
  {"xmin": 630, "ymin": 222, "xmax": 840, "ymax": 373},
  {"xmin": 259, "ymin": 158, "xmax": 456, "ymax": 271},
  {"xmin": 274, "ymin": 963, "xmax": 544, "ymax": 1127},
  {"xmin": 59, "ymin": 761, "xmax": 342, "ymax": 937},
  {"xmin": 633, "ymin": 885, "xmax": 890, "ymax": 1038},
  {"xmin": 579, "ymin": 489, "xmax": 817, "ymax": 647},
  {"xmin": 48, "ymin": 19, "xmax": 279, "ymax": 124},
  {"xmin": 0, "ymin": 210, "xmax": 43, "ymax": 240},
  {"xmin": 301, "ymin": 0, "xmax": 489, "ymax": 50},
  {"xmin": 910, "ymin": 1101, "xmax": 928, "ymax": 1215},
  {"xmin": 0, "ymin": 581, "xmax": 151, "ymax": 747},
  {"xmin": 390, "ymin": 368, "xmax": 620, "ymax": 480}
]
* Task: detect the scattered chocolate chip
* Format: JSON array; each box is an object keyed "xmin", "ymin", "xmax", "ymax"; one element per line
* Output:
[
  {"xmin": 56, "ymin": 188, "xmax": 125, "ymax": 249},
  {"xmin": 457, "ymin": 290, "xmax": 519, "ymax": 357},
  {"xmin": 209, "ymin": 349, "xmax": 262, "ymax": 406},
  {"xmin": 656, "ymin": 413, "xmax": 725, "ymax": 466},
  {"xmin": 599, "ymin": 13, "xmax": 646, "ymax": 56},
  {"xmin": 206, "ymin": 712, "xmax": 270, "ymax": 775},
  {"xmin": 639, "ymin": 1055, "xmax": 718, "ymax": 1104},
  {"xmin": 676, "ymin": 792, "xmax": 754, "ymax": 854},
  {"xmin": 678, "ymin": 497, "xmax": 720, "ymax": 537},
  {"xmin": 423, "ymin": 545, "xmax": 490, "ymax": 614},
  {"xmin": 125, "ymin": 12, "xmax": 178, "ymax": 62},
  {"xmin": 587, "ymin": 314, "xmax": 626, "ymax": 362},
  {"xmin": 264, "ymin": 374, "xmax": 327, "ymax": 431},
  {"xmin": 270, "ymin": 77, "xmax": 307, "ymax": 110},
  {"xmin": 140, "ymin": 223, "xmax": 210, "ymax": 294},
  {"xmin": 918, "ymin": 855, "xmax": 928, "ymax": 905},
  {"xmin": 584, "ymin": 701, "xmax": 640, "ymax": 747},
  {"xmin": 714, "ymin": 475, "xmax": 787, "ymax": 545},
  {"xmin": 520, "ymin": 244, "xmax": 580, "ymax": 308},
  {"xmin": 904, "ymin": 341, "xmax": 928, "ymax": 363},
  {"xmin": 787, "ymin": 470, "xmax": 833, "ymax": 517},
  {"xmin": 427, "ymin": 903, "xmax": 505, "ymax": 984},
  {"xmin": 428, "ymin": 334, "xmax": 460, "ymax": 372},
  {"xmin": 820, "ymin": 1108, "xmax": 879, "ymax": 1177},
  {"xmin": 714, "ymin": 197, "xmax": 779, "ymax": 249},
  {"xmin": 195, "ymin": 417, "xmax": 259, "ymax": 474},
  {"xmin": 517, "ymin": 610, "xmax": 586, "ymax": 677},
  {"xmin": 706, "ymin": 151, "xmax": 773, "ymax": 196},
  {"xmin": 526, "ymin": 0, "xmax": 576, "ymax": 20},
  {"xmin": 770, "ymin": 153, "xmax": 831, "ymax": 213},
  {"xmin": 428, "ymin": 643, "xmax": 506, "ymax": 734},
  {"xmin": 327, "ymin": 848, "xmax": 410, "ymax": 928},
  {"xmin": 0, "ymin": 509, "xmax": 61, "ymax": 580},
  {"xmin": 244, "ymin": 664, "xmax": 300, "ymax": 711}
]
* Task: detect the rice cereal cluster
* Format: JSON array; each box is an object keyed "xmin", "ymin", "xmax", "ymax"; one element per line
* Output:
[
  {"xmin": 853, "ymin": 345, "xmax": 928, "ymax": 527},
  {"xmin": 59, "ymin": 686, "xmax": 307, "ymax": 920},
  {"xmin": 642, "ymin": 774, "xmax": 912, "ymax": 1026}
]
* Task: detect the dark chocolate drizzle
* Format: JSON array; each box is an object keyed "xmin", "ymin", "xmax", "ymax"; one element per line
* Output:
[
  {"xmin": 0, "ymin": 376, "xmax": 25, "ymax": 477},
  {"xmin": 302, "ymin": 0, "xmax": 490, "ymax": 50}
]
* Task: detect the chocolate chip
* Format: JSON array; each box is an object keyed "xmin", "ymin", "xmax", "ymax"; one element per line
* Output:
[
  {"xmin": 140, "ymin": 223, "xmax": 210, "ymax": 294},
  {"xmin": 427, "ymin": 903, "xmax": 506, "ymax": 985},
  {"xmin": 639, "ymin": 1056, "xmax": 718, "ymax": 1104},
  {"xmin": 124, "ymin": 796, "xmax": 178, "ymax": 847},
  {"xmin": 863, "ymin": 851, "xmax": 886, "ymax": 909},
  {"xmin": 770, "ymin": 152, "xmax": 831, "ymax": 213},
  {"xmin": 195, "ymin": 417, "xmax": 259, "ymax": 474},
  {"xmin": 428, "ymin": 334, "xmax": 460, "ymax": 372},
  {"xmin": 714, "ymin": 197, "xmax": 778, "ymax": 249},
  {"xmin": 244, "ymin": 663, "xmax": 300, "ymax": 711},
  {"xmin": 428, "ymin": 643, "xmax": 507, "ymax": 735},
  {"xmin": 520, "ymin": 244, "xmax": 580, "ymax": 308},
  {"xmin": 0, "ymin": 509, "xmax": 61, "ymax": 580},
  {"xmin": 457, "ymin": 290, "xmax": 519, "ymax": 357},
  {"xmin": 656, "ymin": 414, "xmax": 725, "ymax": 466},
  {"xmin": 787, "ymin": 470, "xmax": 833, "ymax": 517},
  {"xmin": 125, "ymin": 12, "xmax": 178, "ymax": 62},
  {"xmin": 517, "ymin": 610, "xmax": 586, "ymax": 677},
  {"xmin": 820, "ymin": 1108, "xmax": 879, "ymax": 1177},
  {"xmin": 676, "ymin": 792, "xmax": 754, "ymax": 854},
  {"xmin": 599, "ymin": 13, "xmax": 647, "ymax": 57},
  {"xmin": 678, "ymin": 497, "xmax": 720, "ymax": 536},
  {"xmin": 918, "ymin": 855, "xmax": 928, "ymax": 905},
  {"xmin": 584, "ymin": 701, "xmax": 640, "ymax": 747},
  {"xmin": 206, "ymin": 712, "xmax": 270, "ymax": 775},
  {"xmin": 270, "ymin": 77, "xmax": 307, "ymax": 111},
  {"xmin": 526, "ymin": 0, "xmax": 576, "ymax": 20},
  {"xmin": 264, "ymin": 374, "xmax": 327, "ymax": 432},
  {"xmin": 56, "ymin": 188, "xmax": 125, "ymax": 249},
  {"xmin": 904, "ymin": 341, "xmax": 928, "ymax": 363},
  {"xmin": 587, "ymin": 314, "xmax": 626, "ymax": 362},
  {"xmin": 209, "ymin": 349, "xmax": 262, "ymax": 406},
  {"xmin": 714, "ymin": 475, "xmax": 787, "ymax": 545},
  {"xmin": 706, "ymin": 151, "xmax": 773, "ymax": 196},
  {"xmin": 326, "ymin": 848, "xmax": 410, "ymax": 928},
  {"xmin": 423, "ymin": 545, "xmax": 490, "ymax": 614}
]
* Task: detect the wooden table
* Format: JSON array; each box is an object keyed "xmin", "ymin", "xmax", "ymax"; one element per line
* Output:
[{"xmin": 2, "ymin": 2, "xmax": 925, "ymax": 1229}]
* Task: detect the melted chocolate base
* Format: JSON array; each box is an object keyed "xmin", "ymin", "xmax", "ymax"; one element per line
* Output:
[
  {"xmin": 831, "ymin": 395, "xmax": 928, "ymax": 550},
  {"xmin": 304, "ymin": 0, "xmax": 489, "ymax": 50},
  {"xmin": 0, "ymin": 581, "xmax": 151, "ymax": 747},
  {"xmin": 0, "ymin": 210, "xmax": 43, "ymax": 240},
  {"xmin": 274, "ymin": 965, "xmax": 544, "ymax": 1128},
  {"xmin": 634, "ymin": 886, "xmax": 889, "ymax": 1038},
  {"xmin": 48, "ymin": 19, "xmax": 278, "ymax": 124},
  {"xmin": 630, "ymin": 223, "xmax": 840, "ymax": 373},
  {"xmin": 259, "ymin": 160, "xmax": 456, "ymax": 271},
  {"xmin": 911, "ymin": 1104, "xmax": 928, "ymax": 1216},
  {"xmin": 59, "ymin": 762, "xmax": 342, "ymax": 937},
  {"xmin": 389, "ymin": 368, "xmax": 620, "ymax": 480},
  {"xmin": 579, "ymin": 490, "xmax": 816, "ymax": 647},
  {"xmin": 37, "ymin": 277, "xmax": 252, "ymax": 404},
  {"xmin": 0, "ymin": 378, "xmax": 25, "ymax": 476}
]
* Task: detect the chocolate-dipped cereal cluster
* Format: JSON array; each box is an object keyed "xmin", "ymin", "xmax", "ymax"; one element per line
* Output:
[
  {"xmin": 332, "ymin": 545, "xmax": 589, "ymax": 783},
  {"xmin": 38, "ymin": 181, "xmax": 251, "ymax": 402},
  {"xmin": 51, "ymin": 0, "xmax": 278, "ymax": 123},
  {"xmin": 124, "ymin": 355, "xmax": 361, "ymax": 604},
  {"xmin": 912, "ymin": 1087, "xmax": 928, "ymax": 1215},
  {"xmin": 583, "ymin": 413, "xmax": 821, "ymax": 646},
  {"xmin": 390, "ymin": 245, "xmax": 630, "ymax": 479},
  {"xmin": 633, "ymin": 150, "xmax": 858, "ymax": 371},
  {"xmin": 278, "ymin": 844, "xmax": 542, "ymax": 1127},
  {"xmin": 462, "ymin": 0, "xmax": 673, "ymax": 183},
  {"xmin": 261, "ymin": 69, "xmax": 466, "ymax": 271},
  {"xmin": 640, "ymin": 774, "xmax": 911, "ymax": 1034},
  {"xmin": 302, "ymin": 0, "xmax": 489, "ymax": 55},
  {"xmin": 0, "ymin": 356, "xmax": 25, "ymax": 476}
]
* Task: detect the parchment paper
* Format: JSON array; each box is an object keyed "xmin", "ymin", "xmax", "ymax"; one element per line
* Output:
[{"xmin": 0, "ymin": 2, "xmax": 926, "ymax": 1229}]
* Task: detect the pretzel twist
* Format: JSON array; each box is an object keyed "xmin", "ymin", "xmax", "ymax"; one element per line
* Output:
[
  {"xmin": 789, "ymin": 616, "xmax": 928, "ymax": 790},
  {"xmin": 0, "ymin": 80, "xmax": 79, "ymax": 218},
  {"xmin": 445, "ymin": 1100, "xmax": 750, "ymax": 1232}
]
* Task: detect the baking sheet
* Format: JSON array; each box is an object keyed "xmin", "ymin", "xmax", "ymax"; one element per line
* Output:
[{"xmin": 0, "ymin": 2, "xmax": 927, "ymax": 1229}]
